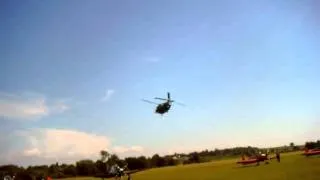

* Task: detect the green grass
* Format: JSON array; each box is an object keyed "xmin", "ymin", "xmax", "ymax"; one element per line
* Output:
[{"xmin": 62, "ymin": 152, "xmax": 320, "ymax": 180}]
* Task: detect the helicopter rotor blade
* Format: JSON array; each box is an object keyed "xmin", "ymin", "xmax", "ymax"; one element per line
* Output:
[
  {"xmin": 172, "ymin": 101, "xmax": 185, "ymax": 106},
  {"xmin": 166, "ymin": 99, "xmax": 185, "ymax": 106},
  {"xmin": 142, "ymin": 99, "xmax": 159, "ymax": 105},
  {"xmin": 155, "ymin": 97, "xmax": 167, "ymax": 101}
]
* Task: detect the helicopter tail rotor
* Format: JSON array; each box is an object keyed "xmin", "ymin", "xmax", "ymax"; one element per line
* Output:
[{"xmin": 155, "ymin": 92, "xmax": 171, "ymax": 101}]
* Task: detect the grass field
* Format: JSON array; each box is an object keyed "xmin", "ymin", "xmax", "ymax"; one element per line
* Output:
[{"xmin": 61, "ymin": 152, "xmax": 320, "ymax": 180}]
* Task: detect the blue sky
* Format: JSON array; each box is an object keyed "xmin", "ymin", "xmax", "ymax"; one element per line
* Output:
[{"xmin": 1, "ymin": 0, "xmax": 319, "ymax": 166}]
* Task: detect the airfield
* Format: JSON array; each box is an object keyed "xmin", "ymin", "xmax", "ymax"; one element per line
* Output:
[{"xmin": 60, "ymin": 152, "xmax": 319, "ymax": 180}]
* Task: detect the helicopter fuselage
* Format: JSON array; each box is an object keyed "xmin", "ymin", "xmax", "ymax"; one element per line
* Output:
[{"xmin": 155, "ymin": 102, "xmax": 171, "ymax": 114}]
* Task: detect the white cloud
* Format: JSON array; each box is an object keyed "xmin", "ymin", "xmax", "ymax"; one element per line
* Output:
[
  {"xmin": 145, "ymin": 57, "xmax": 160, "ymax": 63},
  {"xmin": 20, "ymin": 128, "xmax": 111, "ymax": 159},
  {"xmin": 0, "ymin": 92, "xmax": 69, "ymax": 120},
  {"xmin": 23, "ymin": 148, "xmax": 41, "ymax": 157},
  {"xmin": 110, "ymin": 145, "xmax": 145, "ymax": 158},
  {"xmin": 0, "ymin": 128, "xmax": 145, "ymax": 166},
  {"xmin": 101, "ymin": 89, "xmax": 115, "ymax": 102},
  {"xmin": 112, "ymin": 145, "xmax": 144, "ymax": 154},
  {"xmin": 131, "ymin": 146, "xmax": 144, "ymax": 152},
  {"xmin": 0, "ymin": 98, "xmax": 48, "ymax": 119}
]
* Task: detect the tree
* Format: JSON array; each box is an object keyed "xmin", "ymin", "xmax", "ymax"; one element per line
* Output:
[
  {"xmin": 151, "ymin": 154, "xmax": 162, "ymax": 167},
  {"xmin": 0, "ymin": 165, "xmax": 23, "ymax": 176},
  {"xmin": 99, "ymin": 150, "xmax": 111, "ymax": 174},
  {"xmin": 76, "ymin": 159, "xmax": 97, "ymax": 176},
  {"xmin": 137, "ymin": 156, "xmax": 148, "ymax": 168},
  {"xmin": 95, "ymin": 160, "xmax": 107, "ymax": 174},
  {"xmin": 289, "ymin": 142, "xmax": 295, "ymax": 151},
  {"xmin": 48, "ymin": 163, "xmax": 61, "ymax": 177},
  {"xmin": 125, "ymin": 157, "xmax": 148, "ymax": 170},
  {"xmin": 15, "ymin": 171, "xmax": 34, "ymax": 180},
  {"xmin": 100, "ymin": 150, "xmax": 110, "ymax": 162},
  {"xmin": 107, "ymin": 154, "xmax": 121, "ymax": 166},
  {"xmin": 63, "ymin": 164, "xmax": 77, "ymax": 177},
  {"xmin": 163, "ymin": 156, "xmax": 176, "ymax": 166},
  {"xmin": 305, "ymin": 142, "xmax": 315, "ymax": 149},
  {"xmin": 189, "ymin": 152, "xmax": 200, "ymax": 163}
]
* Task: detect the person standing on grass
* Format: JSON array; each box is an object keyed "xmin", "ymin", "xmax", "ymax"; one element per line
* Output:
[{"xmin": 276, "ymin": 152, "xmax": 280, "ymax": 162}]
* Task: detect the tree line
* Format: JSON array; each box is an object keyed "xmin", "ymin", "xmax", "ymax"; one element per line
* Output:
[{"xmin": 0, "ymin": 140, "xmax": 319, "ymax": 180}]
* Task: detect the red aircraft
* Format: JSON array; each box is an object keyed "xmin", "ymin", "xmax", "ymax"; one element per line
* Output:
[
  {"xmin": 236, "ymin": 153, "xmax": 269, "ymax": 165},
  {"xmin": 302, "ymin": 149, "xmax": 320, "ymax": 156}
]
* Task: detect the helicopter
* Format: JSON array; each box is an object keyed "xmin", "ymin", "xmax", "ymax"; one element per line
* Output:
[
  {"xmin": 142, "ymin": 92, "xmax": 184, "ymax": 115},
  {"xmin": 94, "ymin": 164, "xmax": 142, "ymax": 180}
]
